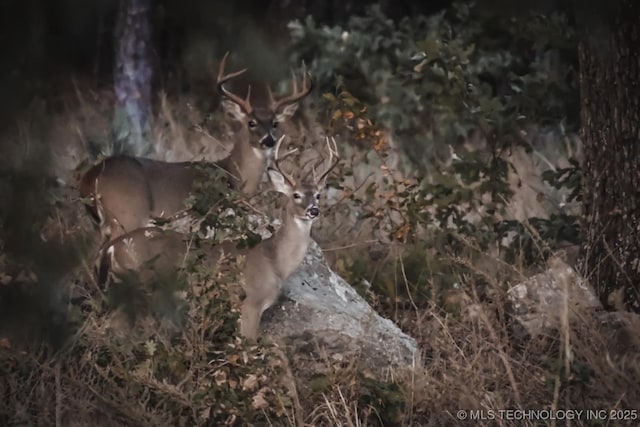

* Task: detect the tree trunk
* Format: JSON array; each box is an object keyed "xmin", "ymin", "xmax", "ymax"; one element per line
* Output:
[
  {"xmin": 579, "ymin": 0, "xmax": 640, "ymax": 310},
  {"xmin": 113, "ymin": 0, "xmax": 153, "ymax": 156}
]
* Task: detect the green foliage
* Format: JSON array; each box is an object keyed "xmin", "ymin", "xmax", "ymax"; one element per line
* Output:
[
  {"xmin": 291, "ymin": 2, "xmax": 581, "ymax": 301},
  {"xmin": 542, "ymin": 157, "xmax": 582, "ymax": 203},
  {"xmin": 186, "ymin": 163, "xmax": 261, "ymax": 247},
  {"xmin": 290, "ymin": 2, "xmax": 578, "ymax": 168}
]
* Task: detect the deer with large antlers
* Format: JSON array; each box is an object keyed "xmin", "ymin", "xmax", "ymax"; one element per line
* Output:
[
  {"xmin": 240, "ymin": 135, "xmax": 339, "ymax": 340},
  {"xmin": 95, "ymin": 135, "xmax": 340, "ymax": 342},
  {"xmin": 80, "ymin": 53, "xmax": 312, "ymax": 242}
]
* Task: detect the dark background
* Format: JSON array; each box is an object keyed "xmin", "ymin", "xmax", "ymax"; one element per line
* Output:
[{"xmin": 0, "ymin": 0, "xmax": 457, "ymax": 126}]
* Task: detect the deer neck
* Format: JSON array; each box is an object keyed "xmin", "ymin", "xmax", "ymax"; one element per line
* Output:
[
  {"xmin": 268, "ymin": 213, "xmax": 313, "ymax": 280},
  {"xmin": 218, "ymin": 140, "xmax": 267, "ymax": 195}
]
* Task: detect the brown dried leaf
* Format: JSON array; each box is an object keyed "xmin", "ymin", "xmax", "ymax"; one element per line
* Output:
[
  {"xmin": 199, "ymin": 407, "xmax": 211, "ymax": 421},
  {"xmin": 243, "ymin": 374, "xmax": 259, "ymax": 391},
  {"xmin": 251, "ymin": 387, "xmax": 270, "ymax": 410},
  {"xmin": 214, "ymin": 369, "xmax": 227, "ymax": 386}
]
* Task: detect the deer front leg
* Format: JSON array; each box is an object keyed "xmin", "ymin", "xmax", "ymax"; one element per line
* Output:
[
  {"xmin": 240, "ymin": 298, "xmax": 261, "ymax": 341},
  {"xmin": 240, "ymin": 276, "xmax": 281, "ymax": 341}
]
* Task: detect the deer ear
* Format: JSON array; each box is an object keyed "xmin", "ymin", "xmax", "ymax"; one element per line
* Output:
[
  {"xmin": 275, "ymin": 102, "xmax": 299, "ymax": 122},
  {"xmin": 222, "ymin": 100, "xmax": 248, "ymax": 122},
  {"xmin": 267, "ymin": 168, "xmax": 292, "ymax": 195}
]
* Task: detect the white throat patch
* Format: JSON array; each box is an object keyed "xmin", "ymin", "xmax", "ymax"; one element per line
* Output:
[{"xmin": 294, "ymin": 217, "xmax": 314, "ymax": 232}]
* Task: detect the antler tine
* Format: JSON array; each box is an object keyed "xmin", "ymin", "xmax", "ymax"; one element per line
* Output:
[
  {"xmin": 270, "ymin": 62, "xmax": 313, "ymax": 112},
  {"xmin": 315, "ymin": 136, "xmax": 340, "ymax": 185},
  {"xmin": 216, "ymin": 52, "xmax": 252, "ymax": 114},
  {"xmin": 290, "ymin": 69, "xmax": 298, "ymax": 95},
  {"xmin": 272, "ymin": 135, "xmax": 297, "ymax": 186}
]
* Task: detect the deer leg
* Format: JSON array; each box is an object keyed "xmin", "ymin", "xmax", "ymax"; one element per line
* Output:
[
  {"xmin": 259, "ymin": 285, "xmax": 281, "ymax": 316},
  {"xmin": 240, "ymin": 298, "xmax": 261, "ymax": 341},
  {"xmin": 240, "ymin": 278, "xmax": 281, "ymax": 341}
]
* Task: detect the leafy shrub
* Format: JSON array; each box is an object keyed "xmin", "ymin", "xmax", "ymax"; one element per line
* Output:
[
  {"xmin": 289, "ymin": 2, "xmax": 578, "ymax": 168},
  {"xmin": 289, "ymin": 2, "xmax": 580, "ymax": 307}
]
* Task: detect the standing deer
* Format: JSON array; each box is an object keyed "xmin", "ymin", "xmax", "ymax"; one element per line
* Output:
[
  {"xmin": 240, "ymin": 135, "xmax": 339, "ymax": 341},
  {"xmin": 79, "ymin": 53, "xmax": 312, "ymax": 242},
  {"xmin": 96, "ymin": 135, "xmax": 340, "ymax": 342}
]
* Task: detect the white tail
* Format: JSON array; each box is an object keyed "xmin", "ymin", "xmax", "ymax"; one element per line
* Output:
[
  {"xmin": 80, "ymin": 53, "xmax": 312, "ymax": 242},
  {"xmin": 240, "ymin": 135, "xmax": 340, "ymax": 340}
]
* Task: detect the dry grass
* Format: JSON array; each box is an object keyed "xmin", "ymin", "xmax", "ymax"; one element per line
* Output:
[
  {"xmin": 2, "ymin": 241, "xmax": 640, "ymax": 426},
  {"xmin": 400, "ymin": 300, "xmax": 639, "ymax": 426}
]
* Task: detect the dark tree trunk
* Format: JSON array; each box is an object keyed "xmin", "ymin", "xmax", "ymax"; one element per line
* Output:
[
  {"xmin": 113, "ymin": 0, "xmax": 153, "ymax": 156},
  {"xmin": 579, "ymin": 0, "xmax": 640, "ymax": 310}
]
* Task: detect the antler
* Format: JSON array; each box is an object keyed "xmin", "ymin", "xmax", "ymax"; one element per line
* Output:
[
  {"xmin": 271, "ymin": 135, "xmax": 298, "ymax": 186},
  {"xmin": 314, "ymin": 136, "xmax": 340, "ymax": 185},
  {"xmin": 267, "ymin": 63, "xmax": 313, "ymax": 113},
  {"xmin": 216, "ymin": 52, "xmax": 252, "ymax": 114}
]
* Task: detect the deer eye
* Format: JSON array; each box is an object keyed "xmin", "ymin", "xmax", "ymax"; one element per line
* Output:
[
  {"xmin": 315, "ymin": 194, "xmax": 321, "ymax": 201},
  {"xmin": 248, "ymin": 120, "xmax": 258, "ymax": 129},
  {"xmin": 293, "ymin": 192, "xmax": 302, "ymax": 200},
  {"xmin": 272, "ymin": 121, "xmax": 279, "ymax": 129}
]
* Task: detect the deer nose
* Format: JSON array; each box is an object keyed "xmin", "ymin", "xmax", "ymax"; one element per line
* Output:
[
  {"xmin": 261, "ymin": 134, "xmax": 276, "ymax": 148},
  {"xmin": 307, "ymin": 206, "xmax": 320, "ymax": 219}
]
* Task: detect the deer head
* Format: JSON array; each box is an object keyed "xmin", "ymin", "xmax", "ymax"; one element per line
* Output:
[
  {"xmin": 266, "ymin": 135, "xmax": 340, "ymax": 223},
  {"xmin": 217, "ymin": 52, "xmax": 313, "ymax": 151}
]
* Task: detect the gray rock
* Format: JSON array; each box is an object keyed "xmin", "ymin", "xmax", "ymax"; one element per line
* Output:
[
  {"xmin": 507, "ymin": 257, "xmax": 601, "ymax": 339},
  {"xmin": 261, "ymin": 241, "xmax": 418, "ymax": 367}
]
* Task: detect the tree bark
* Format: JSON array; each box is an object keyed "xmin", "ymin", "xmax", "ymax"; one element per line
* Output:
[
  {"xmin": 113, "ymin": 0, "xmax": 153, "ymax": 156},
  {"xmin": 579, "ymin": 0, "xmax": 640, "ymax": 310}
]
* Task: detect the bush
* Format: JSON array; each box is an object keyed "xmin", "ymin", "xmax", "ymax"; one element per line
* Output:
[{"xmin": 288, "ymin": 2, "xmax": 581, "ymax": 309}]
